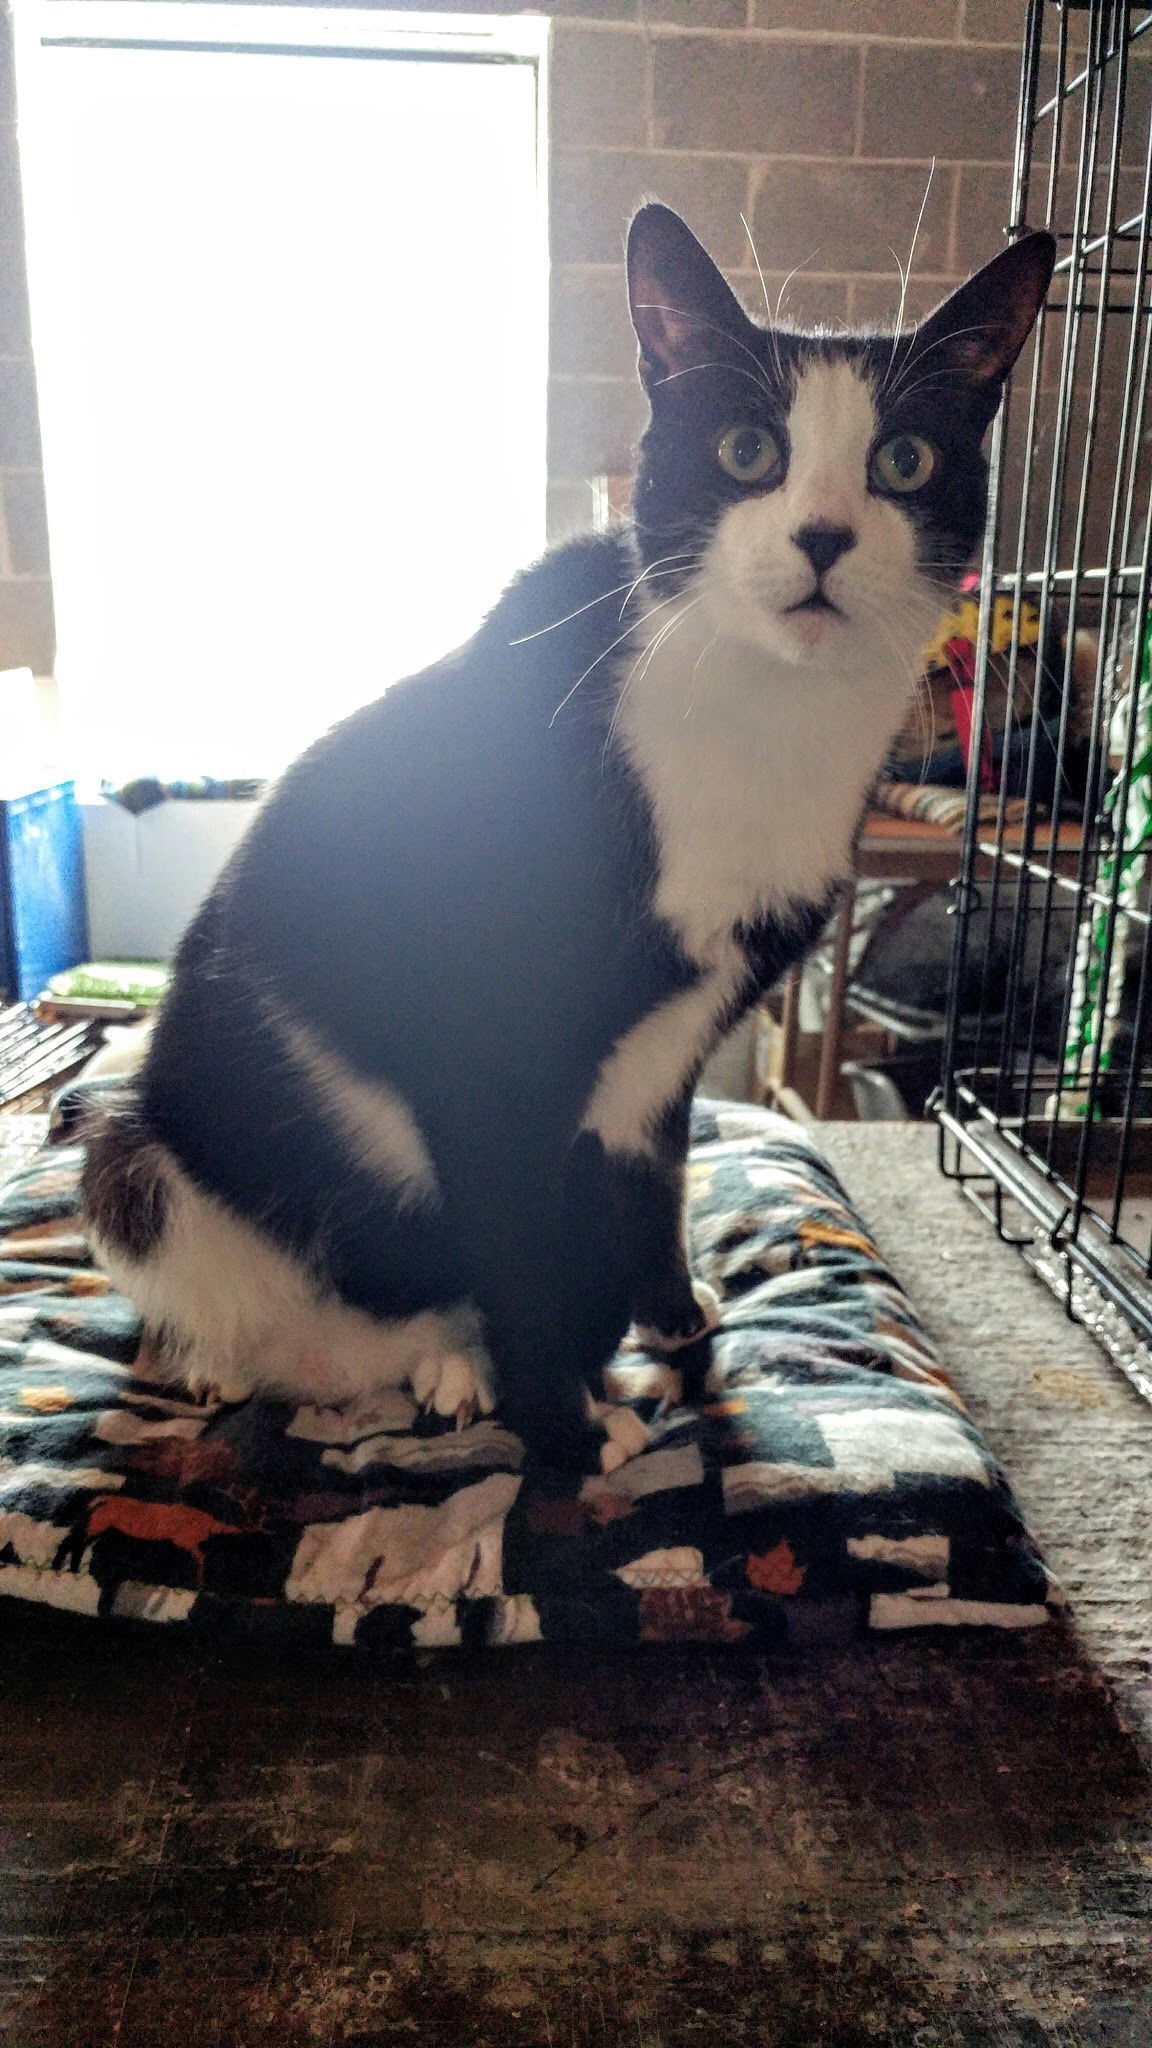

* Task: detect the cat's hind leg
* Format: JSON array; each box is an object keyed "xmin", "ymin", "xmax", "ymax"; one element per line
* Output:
[
  {"xmin": 82, "ymin": 1098, "xmax": 482, "ymax": 1413},
  {"xmin": 584, "ymin": 1392, "xmax": 651, "ymax": 1472}
]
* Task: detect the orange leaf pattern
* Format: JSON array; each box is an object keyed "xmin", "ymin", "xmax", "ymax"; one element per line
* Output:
[{"xmin": 746, "ymin": 1541, "xmax": 806, "ymax": 1595}]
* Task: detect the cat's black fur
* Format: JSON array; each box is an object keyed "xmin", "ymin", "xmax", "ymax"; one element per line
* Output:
[
  {"xmin": 84, "ymin": 205, "xmax": 1055, "ymax": 1468},
  {"xmin": 90, "ymin": 525, "xmax": 827, "ymax": 1459}
]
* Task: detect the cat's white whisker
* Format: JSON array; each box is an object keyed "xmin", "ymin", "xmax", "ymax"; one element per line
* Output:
[
  {"xmin": 917, "ymin": 672, "xmax": 939, "ymax": 776},
  {"xmin": 739, "ymin": 209, "xmax": 773, "ymax": 327},
  {"xmin": 881, "ymin": 320, "xmax": 997, "ymax": 406},
  {"xmin": 887, "ymin": 159, "xmax": 936, "ymax": 382},
  {"xmin": 655, "ymin": 362, "xmax": 774, "ymax": 396},
  {"xmin": 762, "ymin": 248, "xmax": 820, "ymax": 388},
  {"xmin": 510, "ymin": 561, "xmax": 695, "ymax": 646},
  {"xmin": 633, "ymin": 302, "xmax": 774, "ymax": 397},
  {"xmin": 773, "ymin": 248, "xmax": 819, "ymax": 329},
  {"xmin": 758, "ymin": 248, "xmax": 811, "ymax": 391},
  {"xmin": 604, "ymin": 596, "xmax": 705, "ymax": 759},
  {"xmin": 549, "ymin": 587, "xmax": 686, "ymax": 727},
  {"xmin": 878, "ymin": 365, "xmax": 971, "ymax": 411},
  {"xmin": 848, "ymin": 583, "xmax": 933, "ymax": 681},
  {"xmin": 685, "ymin": 627, "xmax": 720, "ymax": 718},
  {"xmin": 617, "ymin": 551, "xmax": 703, "ymax": 620},
  {"xmin": 620, "ymin": 594, "xmax": 704, "ymax": 697}
]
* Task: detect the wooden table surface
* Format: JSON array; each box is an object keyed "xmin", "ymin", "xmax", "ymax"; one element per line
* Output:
[{"xmin": 857, "ymin": 809, "xmax": 1085, "ymax": 880}]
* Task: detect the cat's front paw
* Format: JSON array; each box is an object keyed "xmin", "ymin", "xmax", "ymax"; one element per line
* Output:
[
  {"xmin": 586, "ymin": 1394, "xmax": 651, "ymax": 1473},
  {"xmin": 411, "ymin": 1347, "xmax": 495, "ymax": 1429},
  {"xmin": 500, "ymin": 1380, "xmax": 650, "ymax": 1474},
  {"xmin": 629, "ymin": 1278, "xmax": 722, "ymax": 1355}
]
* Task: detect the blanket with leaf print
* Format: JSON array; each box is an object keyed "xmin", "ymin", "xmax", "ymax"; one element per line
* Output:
[{"xmin": 0, "ymin": 1099, "xmax": 1057, "ymax": 1651}]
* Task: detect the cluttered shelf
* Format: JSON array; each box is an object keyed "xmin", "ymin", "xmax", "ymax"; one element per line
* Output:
[{"xmin": 762, "ymin": 807, "xmax": 1086, "ymax": 1123}]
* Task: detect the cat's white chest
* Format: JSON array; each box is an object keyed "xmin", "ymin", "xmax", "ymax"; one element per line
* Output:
[
  {"xmin": 615, "ymin": 601, "xmax": 908, "ymax": 962},
  {"xmin": 579, "ymin": 945, "xmax": 745, "ymax": 1156},
  {"xmin": 579, "ymin": 580, "xmax": 915, "ymax": 1156}
]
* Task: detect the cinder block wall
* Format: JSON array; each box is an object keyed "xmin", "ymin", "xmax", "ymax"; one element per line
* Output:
[
  {"xmin": 0, "ymin": 0, "xmax": 1039, "ymax": 673},
  {"xmin": 546, "ymin": 0, "xmax": 1032, "ymax": 541}
]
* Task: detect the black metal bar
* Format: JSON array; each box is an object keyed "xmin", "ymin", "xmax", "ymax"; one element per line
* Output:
[
  {"xmin": 1094, "ymin": 110, "xmax": 1152, "ymax": 1239},
  {"xmin": 1022, "ymin": 9, "xmax": 1138, "ymax": 1149},
  {"xmin": 938, "ymin": 1102, "xmax": 1152, "ymax": 1351},
  {"xmin": 997, "ymin": 565, "xmax": 1152, "ymax": 589},
  {"xmin": 980, "ymin": 846, "xmax": 1151, "ymax": 919},
  {"xmin": 1056, "ymin": 212, "xmax": 1149, "ymax": 263},
  {"xmin": 1065, "ymin": 243, "xmax": 1152, "ymax": 1218},
  {"xmin": 992, "ymin": 0, "xmax": 1104, "ymax": 1131},
  {"xmin": 1110, "ymin": 769, "xmax": 1152, "ymax": 1246},
  {"xmin": 937, "ymin": 0, "xmax": 1152, "ymax": 1409},
  {"xmin": 1034, "ymin": 3, "xmax": 1129, "ymax": 1167},
  {"xmin": 944, "ymin": 0, "xmax": 1051, "ymax": 1115}
]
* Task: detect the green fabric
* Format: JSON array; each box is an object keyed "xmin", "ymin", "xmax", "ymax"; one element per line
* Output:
[{"xmin": 45, "ymin": 962, "xmax": 170, "ymax": 1007}]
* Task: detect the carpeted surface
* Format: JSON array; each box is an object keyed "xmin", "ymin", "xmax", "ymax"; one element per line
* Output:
[
  {"xmin": 820, "ymin": 1122, "xmax": 1152, "ymax": 1748},
  {"xmin": 0, "ymin": 1115, "xmax": 1150, "ymax": 2047}
]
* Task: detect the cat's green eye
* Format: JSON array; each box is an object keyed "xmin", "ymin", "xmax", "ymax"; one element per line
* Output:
[
  {"xmin": 871, "ymin": 433, "xmax": 937, "ymax": 494},
  {"xmin": 717, "ymin": 424, "xmax": 782, "ymax": 486}
]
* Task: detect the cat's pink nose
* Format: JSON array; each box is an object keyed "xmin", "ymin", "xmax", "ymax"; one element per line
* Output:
[{"xmin": 793, "ymin": 523, "xmax": 856, "ymax": 576}]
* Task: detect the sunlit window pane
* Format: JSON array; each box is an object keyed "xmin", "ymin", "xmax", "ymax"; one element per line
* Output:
[{"xmin": 23, "ymin": 15, "xmax": 548, "ymax": 780}]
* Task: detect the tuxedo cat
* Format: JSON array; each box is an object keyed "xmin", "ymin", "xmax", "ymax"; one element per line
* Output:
[{"xmin": 83, "ymin": 204, "xmax": 1055, "ymax": 1470}]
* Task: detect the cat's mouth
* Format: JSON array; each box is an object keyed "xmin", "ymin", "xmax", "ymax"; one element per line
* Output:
[{"xmin": 784, "ymin": 590, "xmax": 843, "ymax": 619}]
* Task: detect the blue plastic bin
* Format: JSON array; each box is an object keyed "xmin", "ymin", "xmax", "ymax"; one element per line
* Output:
[{"xmin": 0, "ymin": 782, "xmax": 90, "ymax": 1002}]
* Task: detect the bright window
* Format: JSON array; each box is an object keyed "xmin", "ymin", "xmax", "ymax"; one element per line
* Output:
[{"xmin": 18, "ymin": 6, "xmax": 549, "ymax": 781}]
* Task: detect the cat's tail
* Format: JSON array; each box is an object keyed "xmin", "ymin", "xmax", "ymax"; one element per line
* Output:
[{"xmin": 81, "ymin": 1085, "xmax": 170, "ymax": 1270}]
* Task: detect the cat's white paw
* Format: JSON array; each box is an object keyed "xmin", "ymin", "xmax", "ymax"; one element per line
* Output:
[
  {"xmin": 691, "ymin": 1277, "xmax": 723, "ymax": 1334},
  {"xmin": 598, "ymin": 1407, "xmax": 650, "ymax": 1473},
  {"xmin": 410, "ymin": 1347, "xmax": 495, "ymax": 1429},
  {"xmin": 185, "ymin": 1372, "xmax": 246, "ymax": 1407},
  {"xmin": 631, "ymin": 1278, "xmax": 722, "ymax": 1355},
  {"xmin": 586, "ymin": 1394, "xmax": 650, "ymax": 1473},
  {"xmin": 178, "ymin": 1341, "xmax": 250, "ymax": 1406}
]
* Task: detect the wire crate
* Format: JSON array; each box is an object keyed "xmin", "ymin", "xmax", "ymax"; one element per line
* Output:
[{"xmin": 936, "ymin": 0, "xmax": 1152, "ymax": 1391}]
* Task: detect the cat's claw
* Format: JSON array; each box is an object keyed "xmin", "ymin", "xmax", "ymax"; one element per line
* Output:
[
  {"xmin": 630, "ymin": 1278, "xmax": 722, "ymax": 1355},
  {"xmin": 411, "ymin": 1348, "xmax": 495, "ymax": 1429}
]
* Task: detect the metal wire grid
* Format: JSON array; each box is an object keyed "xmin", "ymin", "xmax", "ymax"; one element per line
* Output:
[{"xmin": 937, "ymin": 0, "xmax": 1152, "ymax": 1355}]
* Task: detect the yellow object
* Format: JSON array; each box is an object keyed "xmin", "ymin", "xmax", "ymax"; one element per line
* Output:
[
  {"xmin": 923, "ymin": 592, "xmax": 1041, "ymax": 673},
  {"xmin": 796, "ymin": 1219, "xmax": 877, "ymax": 1258}
]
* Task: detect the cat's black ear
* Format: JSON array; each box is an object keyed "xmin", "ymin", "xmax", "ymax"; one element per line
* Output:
[
  {"xmin": 914, "ymin": 230, "xmax": 1056, "ymax": 391},
  {"xmin": 627, "ymin": 203, "xmax": 756, "ymax": 397}
]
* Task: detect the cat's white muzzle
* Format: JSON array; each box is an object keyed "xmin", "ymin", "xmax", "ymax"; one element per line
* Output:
[{"xmin": 784, "ymin": 606, "xmax": 840, "ymax": 655}]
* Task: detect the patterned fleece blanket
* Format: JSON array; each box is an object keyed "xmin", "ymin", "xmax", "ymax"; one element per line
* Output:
[
  {"xmin": 871, "ymin": 779, "xmax": 1029, "ymax": 834},
  {"xmin": 0, "ymin": 1098, "xmax": 1058, "ymax": 1653}
]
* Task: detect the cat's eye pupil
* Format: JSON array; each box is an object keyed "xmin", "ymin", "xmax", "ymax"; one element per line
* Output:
[
  {"xmin": 717, "ymin": 423, "xmax": 781, "ymax": 484},
  {"xmin": 871, "ymin": 431, "xmax": 936, "ymax": 494}
]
